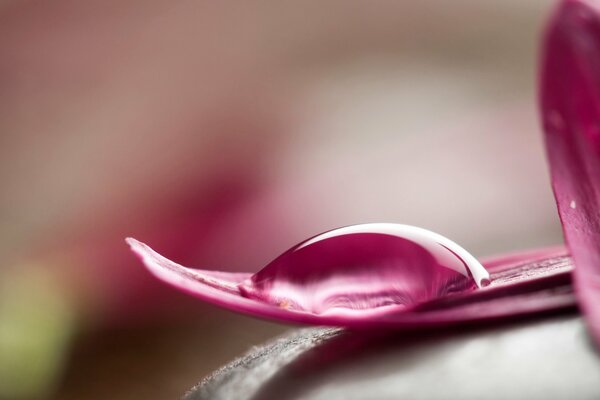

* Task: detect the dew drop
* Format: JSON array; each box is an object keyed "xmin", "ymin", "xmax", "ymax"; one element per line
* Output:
[{"xmin": 238, "ymin": 223, "xmax": 489, "ymax": 316}]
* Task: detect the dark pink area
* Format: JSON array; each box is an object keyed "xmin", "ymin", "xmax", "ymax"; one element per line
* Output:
[{"xmin": 540, "ymin": 0, "xmax": 600, "ymax": 345}]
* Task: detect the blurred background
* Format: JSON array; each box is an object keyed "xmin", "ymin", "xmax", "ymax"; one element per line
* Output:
[{"xmin": 0, "ymin": 0, "xmax": 563, "ymax": 399}]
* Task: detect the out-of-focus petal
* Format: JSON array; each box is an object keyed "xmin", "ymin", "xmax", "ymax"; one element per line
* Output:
[{"xmin": 540, "ymin": 0, "xmax": 600, "ymax": 345}]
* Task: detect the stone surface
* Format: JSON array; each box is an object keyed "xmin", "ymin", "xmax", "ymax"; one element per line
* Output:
[{"xmin": 186, "ymin": 314, "xmax": 600, "ymax": 400}]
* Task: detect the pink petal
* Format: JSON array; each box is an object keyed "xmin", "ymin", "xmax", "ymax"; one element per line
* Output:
[
  {"xmin": 540, "ymin": 0, "xmax": 600, "ymax": 345},
  {"xmin": 127, "ymin": 224, "xmax": 574, "ymax": 328}
]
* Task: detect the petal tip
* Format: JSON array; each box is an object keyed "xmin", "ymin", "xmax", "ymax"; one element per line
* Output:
[
  {"xmin": 125, "ymin": 237, "xmax": 149, "ymax": 259},
  {"xmin": 125, "ymin": 236, "xmax": 141, "ymax": 248}
]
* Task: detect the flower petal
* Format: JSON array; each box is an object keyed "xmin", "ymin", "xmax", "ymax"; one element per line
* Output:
[
  {"xmin": 540, "ymin": 0, "xmax": 600, "ymax": 345},
  {"xmin": 127, "ymin": 237, "xmax": 574, "ymax": 328}
]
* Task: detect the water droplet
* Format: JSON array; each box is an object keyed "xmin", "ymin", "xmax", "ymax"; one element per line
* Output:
[
  {"xmin": 570, "ymin": 200, "xmax": 577, "ymax": 209},
  {"xmin": 238, "ymin": 223, "xmax": 489, "ymax": 316}
]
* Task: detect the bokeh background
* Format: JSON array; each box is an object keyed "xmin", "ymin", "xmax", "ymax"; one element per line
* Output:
[{"xmin": 0, "ymin": 0, "xmax": 563, "ymax": 399}]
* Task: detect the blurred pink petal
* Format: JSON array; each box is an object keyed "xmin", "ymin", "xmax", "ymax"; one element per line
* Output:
[{"xmin": 540, "ymin": 0, "xmax": 600, "ymax": 346}]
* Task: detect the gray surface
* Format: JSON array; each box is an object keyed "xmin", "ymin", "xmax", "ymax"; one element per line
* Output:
[{"xmin": 185, "ymin": 314, "xmax": 600, "ymax": 400}]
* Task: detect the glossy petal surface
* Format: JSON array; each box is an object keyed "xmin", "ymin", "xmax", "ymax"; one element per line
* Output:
[{"xmin": 540, "ymin": 0, "xmax": 600, "ymax": 345}]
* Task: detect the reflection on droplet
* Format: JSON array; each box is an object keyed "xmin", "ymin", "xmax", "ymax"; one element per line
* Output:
[{"xmin": 238, "ymin": 223, "xmax": 489, "ymax": 316}]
